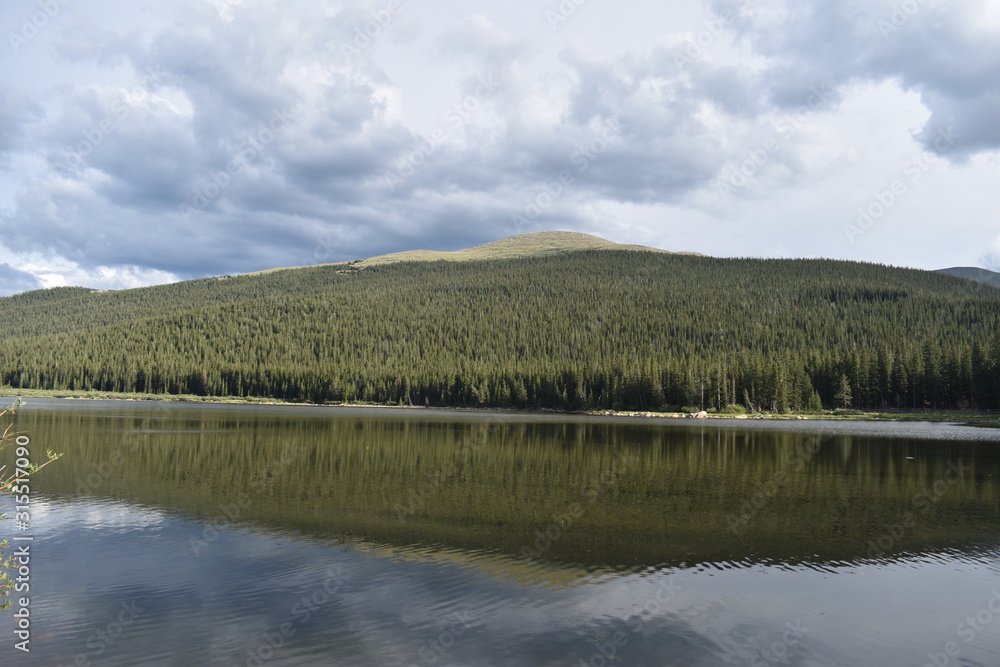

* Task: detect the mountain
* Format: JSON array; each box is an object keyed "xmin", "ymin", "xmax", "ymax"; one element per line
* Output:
[
  {"xmin": 351, "ymin": 230, "xmax": 697, "ymax": 266},
  {"xmin": 936, "ymin": 267, "xmax": 1000, "ymax": 289},
  {"xmin": 1, "ymin": 233, "xmax": 999, "ymax": 412},
  {"xmin": 242, "ymin": 231, "xmax": 694, "ymax": 274}
]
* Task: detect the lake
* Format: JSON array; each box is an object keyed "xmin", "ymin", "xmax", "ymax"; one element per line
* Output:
[{"xmin": 1, "ymin": 399, "xmax": 999, "ymax": 666}]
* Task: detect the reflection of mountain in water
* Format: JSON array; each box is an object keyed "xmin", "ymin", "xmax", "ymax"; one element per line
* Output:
[{"xmin": 10, "ymin": 403, "xmax": 1000, "ymax": 578}]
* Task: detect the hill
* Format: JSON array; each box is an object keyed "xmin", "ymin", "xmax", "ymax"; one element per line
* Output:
[
  {"xmin": 1, "ymin": 235, "xmax": 998, "ymax": 412},
  {"xmin": 244, "ymin": 231, "xmax": 692, "ymax": 275},
  {"xmin": 936, "ymin": 267, "xmax": 1000, "ymax": 289},
  {"xmin": 351, "ymin": 230, "xmax": 693, "ymax": 266}
]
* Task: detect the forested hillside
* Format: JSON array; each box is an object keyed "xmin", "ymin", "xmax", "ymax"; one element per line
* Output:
[{"xmin": 1, "ymin": 248, "xmax": 999, "ymax": 412}]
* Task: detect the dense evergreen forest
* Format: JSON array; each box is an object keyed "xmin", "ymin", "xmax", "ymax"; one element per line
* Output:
[{"xmin": 1, "ymin": 249, "xmax": 999, "ymax": 412}]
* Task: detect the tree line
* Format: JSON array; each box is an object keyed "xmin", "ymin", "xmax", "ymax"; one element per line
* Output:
[{"xmin": 1, "ymin": 251, "xmax": 998, "ymax": 412}]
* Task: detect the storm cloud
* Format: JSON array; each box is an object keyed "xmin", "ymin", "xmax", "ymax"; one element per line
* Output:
[{"xmin": 0, "ymin": 0, "xmax": 997, "ymax": 294}]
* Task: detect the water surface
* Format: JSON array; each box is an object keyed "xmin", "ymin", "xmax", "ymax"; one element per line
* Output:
[{"xmin": 1, "ymin": 399, "xmax": 998, "ymax": 666}]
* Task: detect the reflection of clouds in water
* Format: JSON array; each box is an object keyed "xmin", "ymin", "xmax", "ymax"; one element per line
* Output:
[
  {"xmin": 0, "ymin": 498, "xmax": 167, "ymax": 543},
  {"xmin": 3, "ymin": 506, "xmax": 998, "ymax": 665},
  {"xmin": 3, "ymin": 504, "xmax": 707, "ymax": 665},
  {"xmin": 0, "ymin": 490, "xmax": 996, "ymax": 667},
  {"xmin": 77, "ymin": 500, "xmax": 167, "ymax": 531},
  {"xmin": 44, "ymin": 498, "xmax": 166, "ymax": 532},
  {"xmin": 543, "ymin": 572, "xmax": 823, "ymax": 667}
]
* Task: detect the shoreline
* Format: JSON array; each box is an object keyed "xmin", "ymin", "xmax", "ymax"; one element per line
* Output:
[{"xmin": 2, "ymin": 387, "xmax": 998, "ymax": 427}]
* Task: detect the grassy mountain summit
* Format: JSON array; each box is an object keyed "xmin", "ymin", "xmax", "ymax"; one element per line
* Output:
[
  {"xmin": 0, "ymin": 237, "xmax": 998, "ymax": 412},
  {"xmin": 350, "ymin": 230, "xmax": 694, "ymax": 267}
]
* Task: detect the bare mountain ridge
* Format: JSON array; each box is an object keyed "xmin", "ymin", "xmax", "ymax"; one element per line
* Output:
[{"xmin": 935, "ymin": 266, "xmax": 1000, "ymax": 289}]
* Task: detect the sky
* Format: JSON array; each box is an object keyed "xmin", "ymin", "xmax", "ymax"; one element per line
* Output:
[{"xmin": 0, "ymin": 0, "xmax": 998, "ymax": 295}]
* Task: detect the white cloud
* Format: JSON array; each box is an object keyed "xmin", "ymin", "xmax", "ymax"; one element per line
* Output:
[
  {"xmin": 19, "ymin": 253, "xmax": 179, "ymax": 291},
  {"xmin": 983, "ymin": 237, "xmax": 1000, "ymax": 272}
]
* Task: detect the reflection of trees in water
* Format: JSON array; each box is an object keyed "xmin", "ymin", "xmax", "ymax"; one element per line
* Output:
[{"xmin": 8, "ymin": 408, "xmax": 1000, "ymax": 569}]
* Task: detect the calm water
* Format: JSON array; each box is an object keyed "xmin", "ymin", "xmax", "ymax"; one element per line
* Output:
[{"xmin": 1, "ymin": 399, "xmax": 999, "ymax": 666}]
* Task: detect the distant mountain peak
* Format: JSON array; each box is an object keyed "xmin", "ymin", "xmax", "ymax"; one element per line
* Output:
[{"xmin": 936, "ymin": 267, "xmax": 1000, "ymax": 289}]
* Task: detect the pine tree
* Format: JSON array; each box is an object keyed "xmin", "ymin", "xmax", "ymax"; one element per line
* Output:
[{"xmin": 834, "ymin": 374, "xmax": 853, "ymax": 409}]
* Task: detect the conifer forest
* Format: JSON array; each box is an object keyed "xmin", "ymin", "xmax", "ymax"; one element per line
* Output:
[{"xmin": 1, "ymin": 250, "xmax": 998, "ymax": 412}]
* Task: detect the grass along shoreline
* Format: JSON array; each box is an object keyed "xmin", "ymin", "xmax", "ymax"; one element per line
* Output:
[{"xmin": 1, "ymin": 386, "xmax": 998, "ymax": 427}]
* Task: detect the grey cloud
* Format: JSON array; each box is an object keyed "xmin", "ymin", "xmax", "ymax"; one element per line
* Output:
[
  {"xmin": 1, "ymin": 2, "xmax": 423, "ymax": 276},
  {"xmin": 2, "ymin": 0, "xmax": 998, "ymax": 287},
  {"xmin": 14, "ymin": 1, "xmax": 811, "ymax": 274},
  {"xmin": 914, "ymin": 91, "xmax": 1000, "ymax": 158},
  {"xmin": 716, "ymin": 0, "xmax": 1000, "ymax": 158},
  {"xmin": 0, "ymin": 93, "xmax": 22, "ymax": 154},
  {"xmin": 0, "ymin": 88, "xmax": 44, "ymax": 155},
  {"xmin": 0, "ymin": 263, "xmax": 42, "ymax": 296},
  {"xmin": 561, "ymin": 57, "xmax": 634, "ymax": 125},
  {"xmin": 435, "ymin": 14, "xmax": 530, "ymax": 69},
  {"xmin": 695, "ymin": 66, "xmax": 766, "ymax": 117}
]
